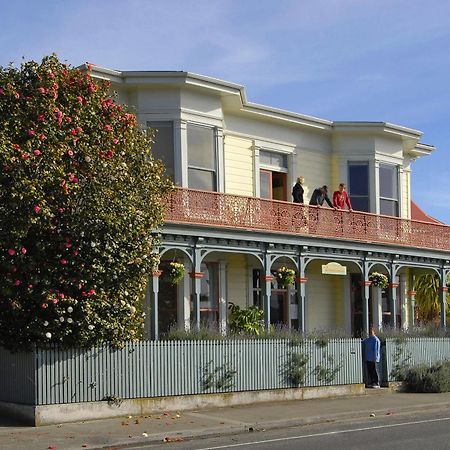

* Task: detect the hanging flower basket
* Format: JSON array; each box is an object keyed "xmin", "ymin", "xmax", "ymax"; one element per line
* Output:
[
  {"xmin": 168, "ymin": 262, "xmax": 185, "ymax": 284},
  {"xmin": 369, "ymin": 272, "xmax": 388, "ymax": 288},
  {"xmin": 277, "ymin": 266, "xmax": 296, "ymax": 288}
]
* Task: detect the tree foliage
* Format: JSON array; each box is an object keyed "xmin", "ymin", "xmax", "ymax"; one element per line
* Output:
[
  {"xmin": 0, "ymin": 55, "xmax": 173, "ymax": 350},
  {"xmin": 414, "ymin": 274, "xmax": 450, "ymax": 323}
]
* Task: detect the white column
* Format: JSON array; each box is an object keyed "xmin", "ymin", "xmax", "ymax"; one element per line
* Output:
[
  {"xmin": 177, "ymin": 256, "xmax": 191, "ymax": 331},
  {"xmin": 174, "ymin": 119, "xmax": 188, "ymax": 187},
  {"xmin": 253, "ymin": 144, "xmax": 260, "ymax": 197},
  {"xmin": 218, "ymin": 260, "xmax": 227, "ymax": 335},
  {"xmin": 399, "ymin": 273, "xmax": 408, "ymax": 329},
  {"xmin": 215, "ymin": 128, "xmax": 225, "ymax": 193},
  {"xmin": 372, "ymin": 286, "xmax": 383, "ymax": 331}
]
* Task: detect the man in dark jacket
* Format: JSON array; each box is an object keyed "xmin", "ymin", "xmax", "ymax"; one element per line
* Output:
[
  {"xmin": 309, "ymin": 185, "xmax": 334, "ymax": 208},
  {"xmin": 292, "ymin": 176, "xmax": 305, "ymax": 203}
]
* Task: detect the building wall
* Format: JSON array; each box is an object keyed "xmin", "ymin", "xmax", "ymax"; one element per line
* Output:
[
  {"xmin": 224, "ymin": 135, "xmax": 254, "ymax": 196},
  {"xmin": 294, "ymin": 148, "xmax": 332, "ymax": 202},
  {"xmin": 306, "ymin": 261, "xmax": 342, "ymax": 330},
  {"xmin": 225, "ymin": 253, "xmax": 248, "ymax": 308}
]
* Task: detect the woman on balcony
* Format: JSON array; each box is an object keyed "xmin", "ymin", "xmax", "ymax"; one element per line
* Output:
[{"xmin": 292, "ymin": 176, "xmax": 305, "ymax": 203}]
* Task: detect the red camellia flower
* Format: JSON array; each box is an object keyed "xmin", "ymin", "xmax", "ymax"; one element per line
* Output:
[
  {"xmin": 21, "ymin": 247, "xmax": 27, "ymax": 254},
  {"xmin": 37, "ymin": 87, "xmax": 47, "ymax": 94},
  {"xmin": 37, "ymin": 114, "xmax": 45, "ymax": 122},
  {"xmin": 8, "ymin": 249, "xmax": 16, "ymax": 256},
  {"xmin": 67, "ymin": 149, "xmax": 74, "ymax": 157},
  {"xmin": 41, "ymin": 303, "xmax": 48, "ymax": 309},
  {"xmin": 33, "ymin": 149, "xmax": 42, "ymax": 156},
  {"xmin": 76, "ymin": 96, "xmax": 83, "ymax": 104},
  {"xmin": 28, "ymin": 129, "xmax": 36, "ymax": 137},
  {"xmin": 12, "ymin": 143, "xmax": 20, "ymax": 150},
  {"xmin": 60, "ymin": 259, "xmax": 68, "ymax": 265},
  {"xmin": 34, "ymin": 205, "xmax": 41, "ymax": 213},
  {"xmin": 39, "ymin": 134, "xmax": 46, "ymax": 141},
  {"xmin": 14, "ymin": 280, "xmax": 21, "ymax": 286}
]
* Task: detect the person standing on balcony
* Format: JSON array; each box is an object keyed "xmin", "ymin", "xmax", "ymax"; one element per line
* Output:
[
  {"xmin": 309, "ymin": 185, "xmax": 334, "ymax": 208},
  {"xmin": 363, "ymin": 327, "xmax": 381, "ymax": 388},
  {"xmin": 333, "ymin": 183, "xmax": 353, "ymax": 210},
  {"xmin": 292, "ymin": 176, "xmax": 305, "ymax": 203}
]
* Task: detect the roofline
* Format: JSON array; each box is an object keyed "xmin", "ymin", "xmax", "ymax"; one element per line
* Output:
[
  {"xmin": 333, "ymin": 121, "xmax": 423, "ymax": 139},
  {"xmin": 85, "ymin": 65, "xmax": 429, "ymax": 141}
]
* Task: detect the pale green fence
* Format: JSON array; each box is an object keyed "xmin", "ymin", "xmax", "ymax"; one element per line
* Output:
[
  {"xmin": 383, "ymin": 338, "xmax": 450, "ymax": 382},
  {"xmin": 0, "ymin": 339, "xmax": 362, "ymax": 405}
]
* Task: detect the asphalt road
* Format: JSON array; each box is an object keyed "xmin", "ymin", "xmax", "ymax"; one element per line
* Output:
[{"xmin": 126, "ymin": 410, "xmax": 450, "ymax": 450}]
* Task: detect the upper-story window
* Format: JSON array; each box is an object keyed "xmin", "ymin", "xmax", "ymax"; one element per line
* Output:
[
  {"xmin": 187, "ymin": 124, "xmax": 217, "ymax": 191},
  {"xmin": 379, "ymin": 163, "xmax": 399, "ymax": 216},
  {"xmin": 259, "ymin": 150, "xmax": 288, "ymax": 201},
  {"xmin": 148, "ymin": 121, "xmax": 174, "ymax": 180},
  {"xmin": 348, "ymin": 162, "xmax": 369, "ymax": 212}
]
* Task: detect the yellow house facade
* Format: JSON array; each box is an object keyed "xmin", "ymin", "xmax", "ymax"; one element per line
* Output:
[{"xmin": 90, "ymin": 67, "xmax": 450, "ymax": 338}]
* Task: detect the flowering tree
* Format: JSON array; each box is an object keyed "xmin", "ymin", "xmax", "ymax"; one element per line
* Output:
[{"xmin": 0, "ymin": 55, "xmax": 173, "ymax": 350}]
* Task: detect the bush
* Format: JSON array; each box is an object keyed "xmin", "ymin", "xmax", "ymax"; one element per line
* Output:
[
  {"xmin": 402, "ymin": 361, "xmax": 450, "ymax": 393},
  {"xmin": 228, "ymin": 302, "xmax": 264, "ymax": 336},
  {"xmin": 0, "ymin": 55, "xmax": 173, "ymax": 350}
]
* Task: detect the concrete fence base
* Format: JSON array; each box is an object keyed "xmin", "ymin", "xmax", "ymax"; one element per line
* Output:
[{"xmin": 1, "ymin": 384, "xmax": 365, "ymax": 426}]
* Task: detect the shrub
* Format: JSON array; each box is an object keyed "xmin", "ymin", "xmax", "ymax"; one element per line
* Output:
[
  {"xmin": 402, "ymin": 361, "xmax": 450, "ymax": 393},
  {"xmin": 0, "ymin": 55, "xmax": 173, "ymax": 350},
  {"xmin": 228, "ymin": 302, "xmax": 264, "ymax": 336}
]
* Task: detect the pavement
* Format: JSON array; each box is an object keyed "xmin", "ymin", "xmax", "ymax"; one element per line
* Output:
[{"xmin": 2, "ymin": 389, "xmax": 450, "ymax": 450}]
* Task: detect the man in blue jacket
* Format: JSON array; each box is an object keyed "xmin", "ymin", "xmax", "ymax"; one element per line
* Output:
[{"xmin": 363, "ymin": 327, "xmax": 381, "ymax": 388}]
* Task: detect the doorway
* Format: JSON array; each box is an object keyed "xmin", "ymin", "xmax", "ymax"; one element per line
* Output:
[{"xmin": 260, "ymin": 170, "xmax": 287, "ymax": 201}]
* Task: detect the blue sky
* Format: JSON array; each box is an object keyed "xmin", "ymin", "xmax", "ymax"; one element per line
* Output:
[{"xmin": 2, "ymin": 0, "xmax": 450, "ymax": 223}]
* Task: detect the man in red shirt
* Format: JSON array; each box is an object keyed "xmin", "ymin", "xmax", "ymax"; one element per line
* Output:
[{"xmin": 333, "ymin": 183, "xmax": 353, "ymax": 210}]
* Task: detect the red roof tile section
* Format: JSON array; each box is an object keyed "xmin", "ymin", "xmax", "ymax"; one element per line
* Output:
[{"xmin": 411, "ymin": 200, "xmax": 443, "ymax": 224}]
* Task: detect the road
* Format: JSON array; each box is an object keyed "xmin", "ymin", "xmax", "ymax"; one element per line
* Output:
[{"xmin": 123, "ymin": 410, "xmax": 450, "ymax": 450}]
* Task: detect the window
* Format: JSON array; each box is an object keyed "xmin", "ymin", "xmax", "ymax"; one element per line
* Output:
[
  {"xmin": 148, "ymin": 121, "xmax": 174, "ymax": 179},
  {"xmin": 348, "ymin": 162, "xmax": 369, "ymax": 212},
  {"xmin": 259, "ymin": 150, "xmax": 288, "ymax": 201},
  {"xmin": 187, "ymin": 124, "xmax": 216, "ymax": 191},
  {"xmin": 379, "ymin": 163, "xmax": 399, "ymax": 216}
]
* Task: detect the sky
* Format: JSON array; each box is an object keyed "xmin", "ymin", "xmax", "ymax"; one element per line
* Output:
[{"xmin": 2, "ymin": 0, "xmax": 450, "ymax": 223}]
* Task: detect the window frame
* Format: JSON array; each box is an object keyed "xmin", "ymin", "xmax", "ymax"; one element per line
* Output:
[
  {"xmin": 187, "ymin": 122, "xmax": 217, "ymax": 191},
  {"xmin": 348, "ymin": 161, "xmax": 370, "ymax": 212},
  {"xmin": 379, "ymin": 163, "xmax": 399, "ymax": 217}
]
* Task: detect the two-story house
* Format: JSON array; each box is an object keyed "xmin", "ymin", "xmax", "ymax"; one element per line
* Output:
[{"xmin": 90, "ymin": 66, "xmax": 450, "ymax": 338}]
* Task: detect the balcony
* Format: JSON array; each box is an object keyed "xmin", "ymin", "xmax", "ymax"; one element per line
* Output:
[{"xmin": 164, "ymin": 188, "xmax": 450, "ymax": 252}]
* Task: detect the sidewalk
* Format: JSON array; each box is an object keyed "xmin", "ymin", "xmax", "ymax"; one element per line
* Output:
[{"xmin": 2, "ymin": 389, "xmax": 450, "ymax": 450}]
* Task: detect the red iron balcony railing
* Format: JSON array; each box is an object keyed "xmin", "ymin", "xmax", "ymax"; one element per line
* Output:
[{"xmin": 164, "ymin": 188, "xmax": 450, "ymax": 252}]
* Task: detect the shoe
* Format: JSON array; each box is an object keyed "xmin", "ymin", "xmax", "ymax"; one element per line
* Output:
[{"xmin": 372, "ymin": 384, "xmax": 381, "ymax": 389}]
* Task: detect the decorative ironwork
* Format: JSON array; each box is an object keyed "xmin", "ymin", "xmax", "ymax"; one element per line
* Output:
[{"xmin": 164, "ymin": 188, "xmax": 450, "ymax": 252}]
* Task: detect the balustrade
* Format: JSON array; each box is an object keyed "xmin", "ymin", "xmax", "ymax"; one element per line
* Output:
[{"xmin": 164, "ymin": 188, "xmax": 450, "ymax": 252}]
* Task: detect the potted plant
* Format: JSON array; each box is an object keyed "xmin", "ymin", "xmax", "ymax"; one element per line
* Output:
[
  {"xmin": 277, "ymin": 266, "xmax": 296, "ymax": 288},
  {"xmin": 168, "ymin": 262, "xmax": 185, "ymax": 284},
  {"xmin": 369, "ymin": 272, "xmax": 389, "ymax": 288}
]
